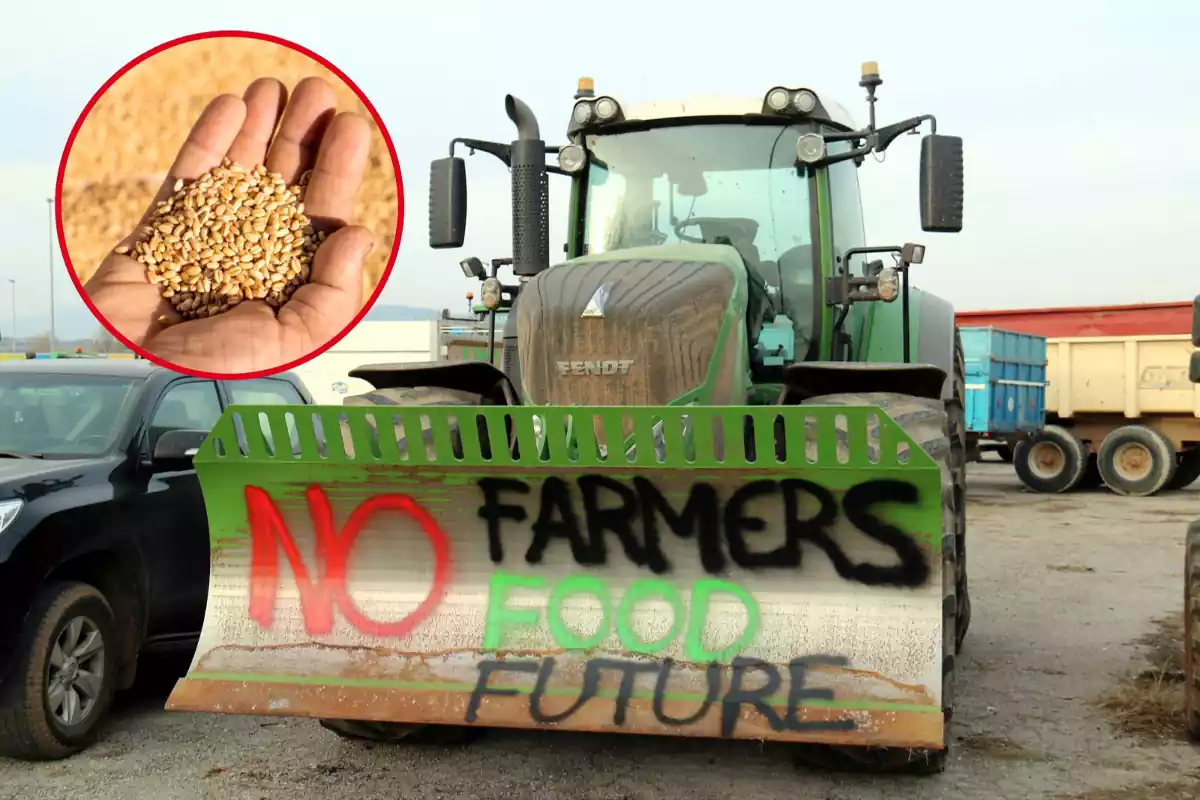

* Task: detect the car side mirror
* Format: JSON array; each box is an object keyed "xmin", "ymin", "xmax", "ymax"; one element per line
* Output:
[
  {"xmin": 919, "ymin": 134, "xmax": 964, "ymax": 233},
  {"xmin": 429, "ymin": 157, "xmax": 467, "ymax": 249},
  {"xmin": 152, "ymin": 429, "xmax": 208, "ymax": 472}
]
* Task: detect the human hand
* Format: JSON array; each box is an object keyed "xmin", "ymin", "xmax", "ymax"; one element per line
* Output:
[{"xmin": 83, "ymin": 76, "xmax": 374, "ymax": 374}]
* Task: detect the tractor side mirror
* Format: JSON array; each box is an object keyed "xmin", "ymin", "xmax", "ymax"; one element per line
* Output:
[
  {"xmin": 918, "ymin": 134, "xmax": 964, "ymax": 233},
  {"xmin": 429, "ymin": 157, "xmax": 468, "ymax": 249}
]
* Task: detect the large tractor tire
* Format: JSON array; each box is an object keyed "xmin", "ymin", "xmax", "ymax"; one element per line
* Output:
[
  {"xmin": 1096, "ymin": 425, "xmax": 1177, "ymax": 497},
  {"xmin": 1166, "ymin": 448, "xmax": 1200, "ymax": 491},
  {"xmin": 1187, "ymin": 521, "xmax": 1200, "ymax": 741},
  {"xmin": 322, "ymin": 386, "xmax": 486, "ymax": 747},
  {"xmin": 1013, "ymin": 425, "xmax": 1088, "ymax": 493},
  {"xmin": 791, "ymin": 388, "xmax": 963, "ymax": 775},
  {"xmin": 948, "ymin": 330, "xmax": 971, "ymax": 652}
]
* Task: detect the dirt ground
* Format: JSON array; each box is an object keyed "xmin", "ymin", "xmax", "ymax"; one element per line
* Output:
[
  {"xmin": 59, "ymin": 35, "xmax": 401, "ymax": 303},
  {"xmin": 2, "ymin": 461, "xmax": 1198, "ymax": 800}
]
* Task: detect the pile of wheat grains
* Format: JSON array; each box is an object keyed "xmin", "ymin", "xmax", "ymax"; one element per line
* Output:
[
  {"xmin": 117, "ymin": 159, "xmax": 325, "ymax": 323},
  {"xmin": 61, "ymin": 38, "xmax": 397, "ymax": 301}
]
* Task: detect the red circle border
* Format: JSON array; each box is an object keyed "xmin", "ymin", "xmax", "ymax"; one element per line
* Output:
[{"xmin": 54, "ymin": 29, "xmax": 405, "ymax": 381}]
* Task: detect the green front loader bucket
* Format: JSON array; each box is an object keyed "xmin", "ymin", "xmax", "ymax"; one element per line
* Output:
[{"xmin": 167, "ymin": 403, "xmax": 946, "ymax": 749}]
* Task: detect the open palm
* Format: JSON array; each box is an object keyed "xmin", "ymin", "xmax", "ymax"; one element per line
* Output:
[{"xmin": 84, "ymin": 76, "xmax": 375, "ymax": 375}]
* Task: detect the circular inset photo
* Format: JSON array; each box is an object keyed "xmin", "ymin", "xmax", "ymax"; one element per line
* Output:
[{"xmin": 57, "ymin": 30, "xmax": 403, "ymax": 378}]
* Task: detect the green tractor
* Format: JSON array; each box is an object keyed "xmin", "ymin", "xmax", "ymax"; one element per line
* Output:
[{"xmin": 169, "ymin": 63, "xmax": 970, "ymax": 773}]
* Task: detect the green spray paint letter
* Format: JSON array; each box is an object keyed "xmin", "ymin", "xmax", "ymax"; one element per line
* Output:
[{"xmin": 684, "ymin": 578, "xmax": 760, "ymax": 662}]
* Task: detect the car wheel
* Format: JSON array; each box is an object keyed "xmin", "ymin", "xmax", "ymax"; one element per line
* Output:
[{"xmin": 0, "ymin": 581, "xmax": 118, "ymax": 761}]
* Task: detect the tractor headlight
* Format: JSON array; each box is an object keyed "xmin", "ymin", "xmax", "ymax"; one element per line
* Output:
[
  {"xmin": 481, "ymin": 277, "xmax": 503, "ymax": 310},
  {"xmin": 793, "ymin": 90, "xmax": 817, "ymax": 113},
  {"xmin": 557, "ymin": 144, "xmax": 587, "ymax": 174},
  {"xmin": 877, "ymin": 267, "xmax": 900, "ymax": 302},
  {"xmin": 594, "ymin": 96, "xmax": 620, "ymax": 121},
  {"xmin": 765, "ymin": 87, "xmax": 790, "ymax": 112},
  {"xmin": 796, "ymin": 133, "xmax": 827, "ymax": 164},
  {"xmin": 572, "ymin": 101, "xmax": 594, "ymax": 126}
]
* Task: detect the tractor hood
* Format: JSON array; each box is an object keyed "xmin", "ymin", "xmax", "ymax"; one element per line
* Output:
[{"xmin": 515, "ymin": 243, "xmax": 765, "ymax": 408}]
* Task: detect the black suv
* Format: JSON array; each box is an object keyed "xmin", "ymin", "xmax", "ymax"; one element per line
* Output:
[{"xmin": 0, "ymin": 358, "xmax": 313, "ymax": 760}]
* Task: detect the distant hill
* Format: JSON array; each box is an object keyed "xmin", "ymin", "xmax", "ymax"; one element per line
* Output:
[{"xmin": 363, "ymin": 304, "xmax": 441, "ymax": 321}]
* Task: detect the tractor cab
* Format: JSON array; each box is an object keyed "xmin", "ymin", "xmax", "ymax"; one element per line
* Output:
[{"xmin": 428, "ymin": 64, "xmax": 964, "ymax": 407}]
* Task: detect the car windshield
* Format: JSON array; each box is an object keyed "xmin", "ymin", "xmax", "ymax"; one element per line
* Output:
[
  {"xmin": 583, "ymin": 123, "xmax": 817, "ymax": 326},
  {"xmin": 0, "ymin": 373, "xmax": 142, "ymax": 457}
]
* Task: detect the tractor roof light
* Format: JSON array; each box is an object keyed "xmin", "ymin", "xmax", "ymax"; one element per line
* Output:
[
  {"xmin": 569, "ymin": 95, "xmax": 624, "ymax": 134},
  {"xmin": 876, "ymin": 267, "xmax": 900, "ymax": 302},
  {"xmin": 594, "ymin": 96, "xmax": 621, "ymax": 121},
  {"xmin": 762, "ymin": 86, "xmax": 821, "ymax": 117},
  {"xmin": 796, "ymin": 133, "xmax": 827, "ymax": 164},
  {"xmin": 572, "ymin": 100, "xmax": 594, "ymax": 126},
  {"xmin": 557, "ymin": 144, "xmax": 587, "ymax": 174}
]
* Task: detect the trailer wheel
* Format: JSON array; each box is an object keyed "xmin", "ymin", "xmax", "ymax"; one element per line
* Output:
[
  {"xmin": 1167, "ymin": 447, "xmax": 1200, "ymax": 491},
  {"xmin": 1187, "ymin": 521, "xmax": 1200, "ymax": 741},
  {"xmin": 1013, "ymin": 425, "xmax": 1087, "ymax": 493},
  {"xmin": 996, "ymin": 444, "xmax": 1014, "ymax": 463},
  {"xmin": 1096, "ymin": 425, "xmax": 1176, "ymax": 497}
]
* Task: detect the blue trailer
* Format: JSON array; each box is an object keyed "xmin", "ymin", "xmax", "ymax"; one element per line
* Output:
[{"xmin": 960, "ymin": 326, "xmax": 1048, "ymax": 462}]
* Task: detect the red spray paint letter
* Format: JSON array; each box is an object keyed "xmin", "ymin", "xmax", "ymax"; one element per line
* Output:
[{"xmin": 245, "ymin": 485, "xmax": 451, "ymax": 638}]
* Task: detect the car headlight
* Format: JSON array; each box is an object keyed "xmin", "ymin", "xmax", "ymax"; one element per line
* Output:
[{"xmin": 0, "ymin": 499, "xmax": 23, "ymax": 534}]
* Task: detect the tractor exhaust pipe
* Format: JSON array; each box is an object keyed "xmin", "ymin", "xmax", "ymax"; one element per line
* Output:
[
  {"xmin": 505, "ymin": 94, "xmax": 550, "ymax": 277},
  {"xmin": 505, "ymin": 95, "xmax": 540, "ymax": 141}
]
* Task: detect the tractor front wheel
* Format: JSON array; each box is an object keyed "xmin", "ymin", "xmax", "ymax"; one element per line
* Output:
[
  {"xmin": 790, "ymin": 390, "xmax": 961, "ymax": 775},
  {"xmin": 321, "ymin": 385, "xmax": 485, "ymax": 746}
]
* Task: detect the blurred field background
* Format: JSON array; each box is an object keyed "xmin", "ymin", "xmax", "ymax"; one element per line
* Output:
[{"xmin": 59, "ymin": 35, "xmax": 401, "ymax": 304}]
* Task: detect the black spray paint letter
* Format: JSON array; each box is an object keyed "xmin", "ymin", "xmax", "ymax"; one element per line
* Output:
[{"xmin": 475, "ymin": 475, "xmax": 930, "ymax": 588}]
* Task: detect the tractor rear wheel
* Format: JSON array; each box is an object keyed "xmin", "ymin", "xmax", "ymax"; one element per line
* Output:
[
  {"xmin": 791, "ymin": 389, "xmax": 960, "ymax": 775},
  {"xmin": 322, "ymin": 386, "xmax": 485, "ymax": 747}
]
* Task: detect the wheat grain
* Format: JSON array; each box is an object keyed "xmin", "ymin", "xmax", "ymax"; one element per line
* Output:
[{"xmin": 131, "ymin": 158, "xmax": 321, "ymax": 322}]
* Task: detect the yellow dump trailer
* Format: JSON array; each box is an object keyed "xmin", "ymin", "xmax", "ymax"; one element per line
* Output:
[{"xmin": 1016, "ymin": 332, "xmax": 1199, "ymax": 496}]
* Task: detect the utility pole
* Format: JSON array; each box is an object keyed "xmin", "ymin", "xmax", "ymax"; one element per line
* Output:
[{"xmin": 46, "ymin": 197, "xmax": 56, "ymax": 353}]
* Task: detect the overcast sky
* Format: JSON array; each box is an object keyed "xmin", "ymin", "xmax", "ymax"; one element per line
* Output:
[{"xmin": 1, "ymin": 0, "xmax": 1196, "ymax": 339}]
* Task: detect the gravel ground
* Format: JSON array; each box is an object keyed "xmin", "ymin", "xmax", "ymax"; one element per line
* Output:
[{"xmin": 2, "ymin": 461, "xmax": 1198, "ymax": 799}]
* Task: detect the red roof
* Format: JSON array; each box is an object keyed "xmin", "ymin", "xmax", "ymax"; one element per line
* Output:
[{"xmin": 955, "ymin": 301, "xmax": 1193, "ymax": 338}]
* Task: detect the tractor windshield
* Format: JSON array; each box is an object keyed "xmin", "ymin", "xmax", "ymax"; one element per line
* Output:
[{"xmin": 582, "ymin": 123, "xmax": 817, "ymax": 323}]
